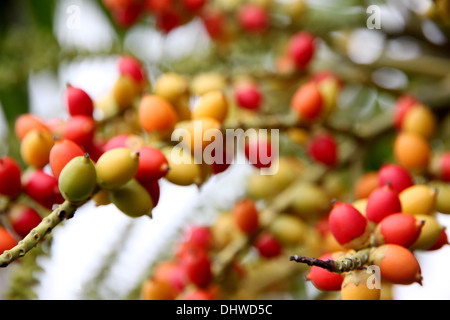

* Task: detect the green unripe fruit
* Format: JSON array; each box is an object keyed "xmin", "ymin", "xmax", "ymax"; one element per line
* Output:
[
  {"xmin": 109, "ymin": 179, "xmax": 153, "ymax": 218},
  {"xmin": 96, "ymin": 147, "xmax": 139, "ymax": 189},
  {"xmin": 58, "ymin": 154, "xmax": 97, "ymax": 203}
]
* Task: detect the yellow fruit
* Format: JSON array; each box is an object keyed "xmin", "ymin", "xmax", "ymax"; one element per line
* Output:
[
  {"xmin": 113, "ymin": 75, "xmax": 139, "ymax": 110},
  {"xmin": 290, "ymin": 181, "xmax": 331, "ymax": 219},
  {"xmin": 428, "ymin": 181, "xmax": 450, "ymax": 214},
  {"xmin": 190, "ymin": 73, "xmax": 226, "ymax": 96},
  {"xmin": 192, "ymin": 90, "xmax": 228, "ymax": 123},
  {"xmin": 20, "ymin": 129, "xmax": 55, "ymax": 168},
  {"xmin": 154, "ymin": 73, "xmax": 189, "ymax": 102},
  {"xmin": 58, "ymin": 154, "xmax": 97, "ymax": 203},
  {"xmin": 394, "ymin": 132, "xmax": 430, "ymax": 171},
  {"xmin": 402, "ymin": 105, "xmax": 436, "ymax": 139},
  {"xmin": 110, "ymin": 179, "xmax": 153, "ymax": 218},
  {"xmin": 96, "ymin": 147, "xmax": 140, "ymax": 189},
  {"xmin": 317, "ymin": 78, "xmax": 339, "ymax": 117},
  {"xmin": 269, "ymin": 214, "xmax": 307, "ymax": 245},
  {"xmin": 411, "ymin": 214, "xmax": 445, "ymax": 250},
  {"xmin": 352, "ymin": 198, "xmax": 368, "ymax": 217},
  {"xmin": 400, "ymin": 184, "xmax": 437, "ymax": 216},
  {"xmin": 92, "ymin": 189, "xmax": 111, "ymax": 206},
  {"xmin": 162, "ymin": 146, "xmax": 202, "ymax": 186},
  {"xmin": 341, "ymin": 270, "xmax": 381, "ymax": 300},
  {"xmin": 183, "ymin": 118, "xmax": 222, "ymax": 156}
]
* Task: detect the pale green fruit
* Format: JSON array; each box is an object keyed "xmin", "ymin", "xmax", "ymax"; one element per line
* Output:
[{"xmin": 109, "ymin": 179, "xmax": 153, "ymax": 218}]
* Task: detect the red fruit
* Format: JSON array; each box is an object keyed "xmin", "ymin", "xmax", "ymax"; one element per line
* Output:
[
  {"xmin": 153, "ymin": 261, "xmax": 188, "ymax": 293},
  {"xmin": 0, "ymin": 227, "xmax": 18, "ymax": 254},
  {"xmin": 201, "ymin": 9, "xmax": 225, "ymax": 39},
  {"xmin": 287, "ymin": 32, "xmax": 315, "ymax": 69},
  {"xmin": 244, "ymin": 137, "xmax": 273, "ymax": 169},
  {"xmin": 118, "ymin": 55, "xmax": 146, "ymax": 85},
  {"xmin": 183, "ymin": 225, "xmax": 213, "ymax": 251},
  {"xmin": 438, "ymin": 152, "xmax": 450, "ymax": 182},
  {"xmin": 8, "ymin": 204, "xmax": 42, "ymax": 238},
  {"xmin": 312, "ymin": 71, "xmax": 344, "ymax": 87},
  {"xmin": 140, "ymin": 179, "xmax": 160, "ymax": 207},
  {"xmin": 49, "ymin": 139, "xmax": 86, "ymax": 180},
  {"xmin": 365, "ymin": 184, "xmax": 402, "ymax": 223},
  {"xmin": 428, "ymin": 229, "xmax": 449, "ymax": 251},
  {"xmin": 135, "ymin": 146, "xmax": 169, "ymax": 182},
  {"xmin": 378, "ymin": 163, "xmax": 414, "ymax": 194},
  {"xmin": 291, "ymin": 81, "xmax": 323, "ymax": 121},
  {"xmin": 64, "ymin": 85, "xmax": 94, "ymax": 117},
  {"xmin": 63, "ymin": 115, "xmax": 96, "ymax": 149},
  {"xmin": 370, "ymin": 244, "xmax": 422, "ymax": 285},
  {"xmin": 376, "ymin": 213, "xmax": 423, "ymax": 248},
  {"xmin": 144, "ymin": 0, "xmax": 173, "ymax": 13},
  {"xmin": 0, "ymin": 156, "xmax": 22, "ymax": 199},
  {"xmin": 307, "ymin": 133, "xmax": 338, "ymax": 167},
  {"xmin": 181, "ymin": 246, "xmax": 212, "ymax": 288},
  {"xmin": 156, "ymin": 10, "xmax": 181, "ymax": 33},
  {"xmin": 393, "ymin": 94, "xmax": 418, "ymax": 130},
  {"xmin": 182, "ymin": 0, "xmax": 206, "ymax": 12},
  {"xmin": 14, "ymin": 114, "xmax": 50, "ymax": 141},
  {"xmin": 232, "ymin": 199, "xmax": 259, "ymax": 235},
  {"xmin": 305, "ymin": 253, "xmax": 344, "ymax": 291},
  {"xmin": 237, "ymin": 4, "xmax": 269, "ymax": 33},
  {"xmin": 234, "ymin": 83, "xmax": 262, "ymax": 110},
  {"xmin": 23, "ymin": 169, "xmax": 64, "ymax": 210},
  {"xmin": 112, "ymin": 1, "xmax": 143, "ymax": 28},
  {"xmin": 328, "ymin": 202, "xmax": 369, "ymax": 248},
  {"xmin": 254, "ymin": 232, "xmax": 282, "ymax": 258}
]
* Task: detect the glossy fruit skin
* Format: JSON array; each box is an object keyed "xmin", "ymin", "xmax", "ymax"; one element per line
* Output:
[
  {"xmin": 63, "ymin": 115, "xmax": 96, "ymax": 149},
  {"xmin": 378, "ymin": 163, "xmax": 414, "ymax": 194},
  {"xmin": 24, "ymin": 169, "xmax": 64, "ymax": 210},
  {"xmin": 375, "ymin": 213, "xmax": 423, "ymax": 248},
  {"xmin": 291, "ymin": 81, "xmax": 323, "ymax": 121},
  {"xmin": 58, "ymin": 155, "xmax": 97, "ymax": 203},
  {"xmin": 328, "ymin": 202, "xmax": 370, "ymax": 249},
  {"xmin": 138, "ymin": 94, "xmax": 178, "ymax": 134},
  {"xmin": 0, "ymin": 156, "xmax": 22, "ymax": 199},
  {"xmin": 109, "ymin": 179, "xmax": 153, "ymax": 218},
  {"xmin": 365, "ymin": 184, "xmax": 402, "ymax": 223},
  {"xmin": 49, "ymin": 139, "xmax": 86, "ymax": 180},
  {"xmin": 134, "ymin": 146, "xmax": 169, "ymax": 182},
  {"xmin": 399, "ymin": 184, "xmax": 437, "ymax": 216},
  {"xmin": 287, "ymin": 32, "xmax": 315, "ymax": 69},
  {"xmin": 394, "ymin": 132, "xmax": 430, "ymax": 171},
  {"xmin": 7, "ymin": 204, "xmax": 42, "ymax": 238},
  {"xmin": 232, "ymin": 199, "xmax": 259, "ymax": 235},
  {"xmin": 253, "ymin": 232, "xmax": 282, "ymax": 258},
  {"xmin": 64, "ymin": 85, "xmax": 94, "ymax": 117},
  {"xmin": 14, "ymin": 114, "xmax": 49, "ymax": 142},
  {"xmin": 410, "ymin": 214, "xmax": 444, "ymax": 250},
  {"xmin": 305, "ymin": 253, "xmax": 344, "ymax": 291},
  {"xmin": 20, "ymin": 129, "xmax": 54, "ymax": 168},
  {"xmin": 427, "ymin": 229, "xmax": 449, "ymax": 251},
  {"xmin": 307, "ymin": 133, "xmax": 338, "ymax": 167},
  {"xmin": 162, "ymin": 146, "xmax": 202, "ymax": 186},
  {"xmin": 237, "ymin": 4, "xmax": 269, "ymax": 33},
  {"xmin": 95, "ymin": 147, "xmax": 139, "ymax": 189},
  {"xmin": 234, "ymin": 83, "xmax": 262, "ymax": 111},
  {"xmin": 370, "ymin": 244, "xmax": 422, "ymax": 285},
  {"xmin": 0, "ymin": 227, "xmax": 18, "ymax": 254}
]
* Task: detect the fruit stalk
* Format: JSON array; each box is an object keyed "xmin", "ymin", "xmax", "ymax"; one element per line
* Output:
[
  {"xmin": 290, "ymin": 248, "xmax": 371, "ymax": 274},
  {"xmin": 0, "ymin": 200, "xmax": 83, "ymax": 267}
]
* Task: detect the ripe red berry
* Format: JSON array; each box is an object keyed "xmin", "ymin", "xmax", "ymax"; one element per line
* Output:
[
  {"xmin": 375, "ymin": 213, "xmax": 423, "ymax": 248},
  {"xmin": 118, "ymin": 55, "xmax": 146, "ymax": 85},
  {"xmin": 291, "ymin": 81, "xmax": 323, "ymax": 121},
  {"xmin": 181, "ymin": 0, "xmax": 206, "ymax": 12},
  {"xmin": 64, "ymin": 85, "xmax": 94, "ymax": 117},
  {"xmin": 183, "ymin": 226, "xmax": 213, "ymax": 251},
  {"xmin": 156, "ymin": 10, "xmax": 181, "ymax": 33},
  {"xmin": 378, "ymin": 163, "xmax": 414, "ymax": 194},
  {"xmin": 237, "ymin": 4, "xmax": 269, "ymax": 33},
  {"xmin": 111, "ymin": 1, "xmax": 143, "ymax": 28},
  {"xmin": 7, "ymin": 203, "xmax": 42, "ymax": 238},
  {"xmin": 365, "ymin": 184, "xmax": 402, "ymax": 223},
  {"xmin": 135, "ymin": 146, "xmax": 169, "ymax": 182},
  {"xmin": 0, "ymin": 156, "xmax": 22, "ymax": 199},
  {"xmin": 181, "ymin": 246, "xmax": 212, "ymax": 288},
  {"xmin": 307, "ymin": 133, "xmax": 338, "ymax": 167},
  {"xmin": 254, "ymin": 232, "xmax": 282, "ymax": 258},
  {"xmin": 437, "ymin": 152, "xmax": 450, "ymax": 182},
  {"xmin": 244, "ymin": 136, "xmax": 273, "ymax": 169},
  {"xmin": 305, "ymin": 253, "xmax": 344, "ymax": 291},
  {"xmin": 328, "ymin": 201, "xmax": 369, "ymax": 249},
  {"xmin": 144, "ymin": 0, "xmax": 173, "ymax": 13},
  {"xmin": 49, "ymin": 139, "xmax": 86, "ymax": 180},
  {"xmin": 23, "ymin": 169, "xmax": 64, "ymax": 210},
  {"xmin": 287, "ymin": 32, "xmax": 315, "ymax": 69},
  {"xmin": 232, "ymin": 199, "xmax": 259, "ymax": 235},
  {"xmin": 140, "ymin": 179, "xmax": 160, "ymax": 207},
  {"xmin": 63, "ymin": 115, "xmax": 96, "ymax": 149},
  {"xmin": 234, "ymin": 83, "xmax": 262, "ymax": 111},
  {"xmin": 427, "ymin": 229, "xmax": 449, "ymax": 251},
  {"xmin": 201, "ymin": 8, "xmax": 225, "ymax": 39},
  {"xmin": 393, "ymin": 94, "xmax": 418, "ymax": 130}
]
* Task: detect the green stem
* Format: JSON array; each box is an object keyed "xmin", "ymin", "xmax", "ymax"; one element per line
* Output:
[{"xmin": 0, "ymin": 200, "xmax": 82, "ymax": 268}]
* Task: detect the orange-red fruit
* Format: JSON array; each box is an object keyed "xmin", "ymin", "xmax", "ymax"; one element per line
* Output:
[
  {"xmin": 141, "ymin": 278, "xmax": 178, "ymax": 300},
  {"xmin": 328, "ymin": 202, "xmax": 369, "ymax": 248},
  {"xmin": 138, "ymin": 94, "xmax": 178, "ymax": 133},
  {"xmin": 49, "ymin": 139, "xmax": 86, "ymax": 180},
  {"xmin": 305, "ymin": 253, "xmax": 344, "ymax": 291},
  {"xmin": 394, "ymin": 132, "xmax": 430, "ymax": 171},
  {"xmin": 353, "ymin": 171, "xmax": 378, "ymax": 199},
  {"xmin": 232, "ymin": 199, "xmax": 259, "ymax": 235},
  {"xmin": 14, "ymin": 114, "xmax": 49, "ymax": 141},
  {"xmin": 287, "ymin": 32, "xmax": 316, "ymax": 69},
  {"xmin": 0, "ymin": 156, "xmax": 22, "ymax": 199},
  {"xmin": 375, "ymin": 213, "xmax": 423, "ymax": 248},
  {"xmin": 254, "ymin": 232, "xmax": 282, "ymax": 258},
  {"xmin": 64, "ymin": 85, "xmax": 94, "ymax": 117},
  {"xmin": 0, "ymin": 227, "xmax": 18, "ymax": 254},
  {"xmin": 378, "ymin": 163, "xmax": 414, "ymax": 194},
  {"xmin": 365, "ymin": 184, "xmax": 402, "ymax": 223},
  {"xmin": 370, "ymin": 244, "xmax": 422, "ymax": 285},
  {"xmin": 63, "ymin": 115, "xmax": 96, "ymax": 149},
  {"xmin": 291, "ymin": 82, "xmax": 323, "ymax": 121},
  {"xmin": 135, "ymin": 146, "xmax": 169, "ymax": 182}
]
